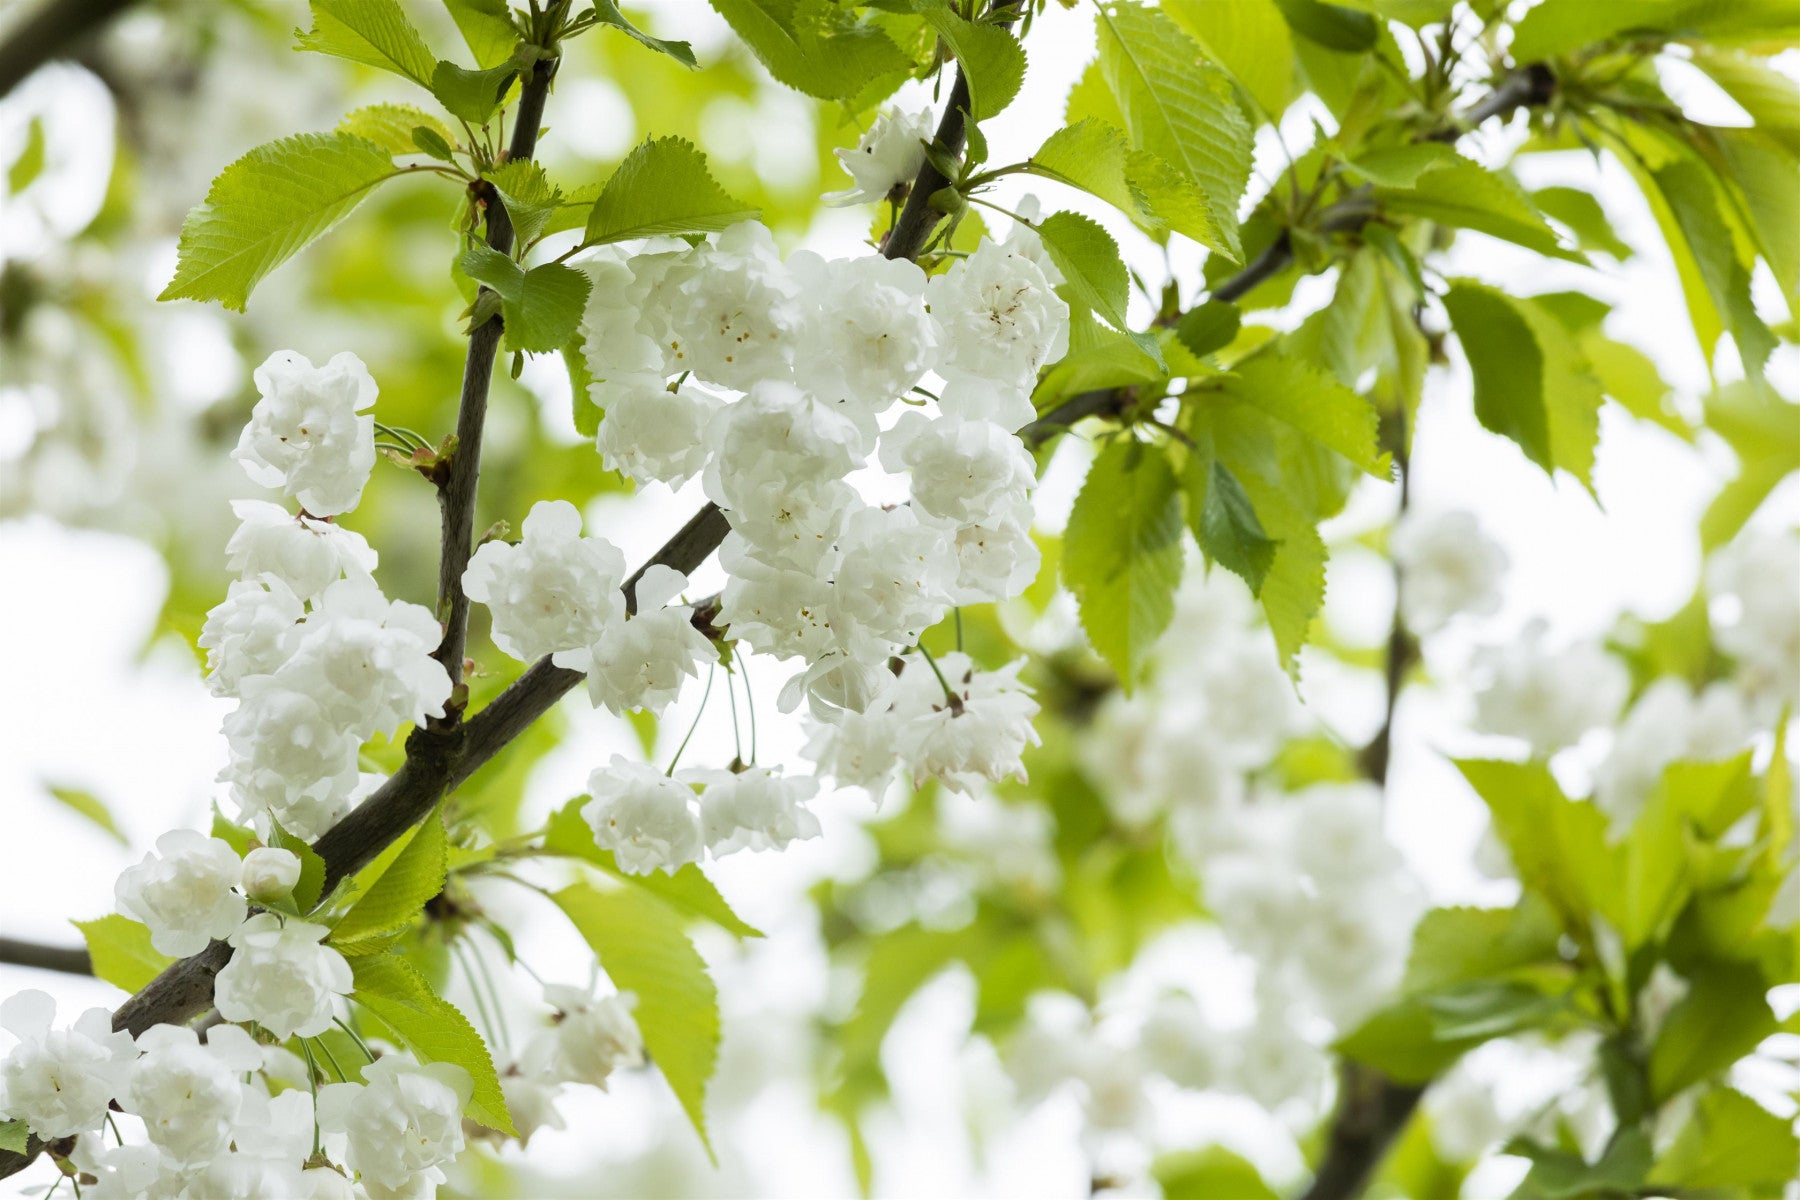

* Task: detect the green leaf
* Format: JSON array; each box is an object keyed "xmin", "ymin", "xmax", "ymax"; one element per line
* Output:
[
  {"xmin": 1377, "ymin": 156, "xmax": 1584, "ymax": 262},
  {"xmin": 1342, "ymin": 142, "xmax": 1455, "ymax": 187},
  {"xmin": 1024, "ymin": 119, "xmax": 1141, "ymax": 226},
  {"xmin": 1648, "ymin": 1087, "xmax": 1800, "ymax": 1191},
  {"xmin": 1063, "ymin": 440, "xmax": 1185, "ymax": 688},
  {"xmin": 919, "ymin": 2, "xmax": 1025, "ymax": 120},
  {"xmin": 296, "ymin": 0, "xmax": 438, "ymax": 89},
  {"xmin": 336, "ymin": 104, "xmax": 458, "ymax": 156},
  {"xmin": 552, "ymin": 883, "xmax": 720, "ymax": 1154},
  {"xmin": 563, "ymin": 339, "xmax": 601, "ymax": 439},
  {"xmin": 1218, "ymin": 352, "xmax": 1389, "ymax": 477},
  {"xmin": 1510, "ymin": 1128, "xmax": 1652, "ymax": 1200},
  {"xmin": 707, "ymin": 0, "xmax": 912, "ymax": 102},
  {"xmin": 1238, "ymin": 472, "xmax": 1326, "ymax": 676},
  {"xmin": 1701, "ymin": 382, "xmax": 1800, "ymax": 547},
  {"xmin": 411, "ymin": 126, "xmax": 456, "ymax": 162},
  {"xmin": 210, "ymin": 810, "xmax": 258, "ymax": 858},
  {"xmin": 1336, "ymin": 995, "xmax": 1491, "ymax": 1083},
  {"xmin": 72, "ymin": 915, "xmax": 170, "ymax": 992},
  {"xmin": 330, "ymin": 812, "xmax": 447, "ymax": 949},
  {"xmin": 1441, "ymin": 280, "xmax": 1603, "ymax": 489},
  {"xmin": 0, "ymin": 1120, "xmax": 26, "ymax": 1153},
  {"xmin": 1711, "ymin": 127, "xmax": 1800, "ymax": 310},
  {"xmin": 1401, "ymin": 899, "xmax": 1564, "ymax": 994},
  {"xmin": 44, "ymin": 783, "xmax": 126, "ymax": 845},
  {"xmin": 1648, "ymin": 961, "xmax": 1776, "ymax": 1102},
  {"xmin": 1155, "ymin": 1146, "xmax": 1279, "ymax": 1200},
  {"xmin": 6, "ymin": 118, "xmax": 45, "ymax": 194},
  {"xmin": 486, "ymin": 159, "xmax": 561, "ymax": 247},
  {"xmin": 1693, "ymin": 47, "xmax": 1800, "ymax": 158},
  {"xmin": 158, "ymin": 132, "xmax": 397, "ymax": 311},
  {"xmin": 1176, "ymin": 300, "xmax": 1240, "ymax": 359},
  {"xmin": 461, "ymin": 244, "xmax": 592, "ymax": 354},
  {"xmin": 583, "ymin": 136, "xmax": 757, "ymax": 247},
  {"xmin": 1532, "ymin": 186, "xmax": 1634, "ymax": 260},
  {"xmin": 541, "ymin": 798, "xmax": 762, "ymax": 938},
  {"xmin": 429, "ymin": 59, "xmax": 515, "ymax": 124},
  {"xmin": 1162, "ymin": 0, "xmax": 1292, "ymax": 120},
  {"xmin": 1185, "ymin": 453, "xmax": 1277, "ymax": 595},
  {"xmin": 1096, "ymin": 1, "xmax": 1254, "ymax": 260},
  {"xmin": 266, "ymin": 821, "xmax": 329, "ymax": 913},
  {"xmin": 442, "ymin": 0, "xmax": 518, "ymax": 68},
  {"xmin": 591, "ymin": 0, "xmax": 696, "ymax": 67},
  {"xmin": 1273, "ymin": 0, "xmax": 1378, "ymax": 51},
  {"xmin": 1035, "ymin": 211, "xmax": 1131, "ymax": 329},
  {"xmin": 1584, "ymin": 335, "xmax": 1687, "ymax": 438},
  {"xmin": 1455, "ymin": 760, "xmax": 1610, "ymax": 933},
  {"xmin": 349, "ymin": 954, "xmax": 514, "ymax": 1134},
  {"xmin": 1033, "ymin": 308, "xmax": 1166, "ymax": 401},
  {"xmin": 1654, "ymin": 155, "xmax": 1778, "ymax": 379}
]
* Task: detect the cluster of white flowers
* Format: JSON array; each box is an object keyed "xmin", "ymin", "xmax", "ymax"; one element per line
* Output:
[
  {"xmin": 1469, "ymin": 618, "xmax": 1631, "ymax": 756},
  {"xmin": 1705, "ymin": 528, "xmax": 1800, "ymax": 712},
  {"xmin": 202, "ymin": 350, "xmax": 451, "ymax": 840},
  {"xmin": 1389, "ymin": 508, "xmax": 1508, "ymax": 635},
  {"xmin": 825, "ymin": 106, "xmax": 932, "ymax": 207},
  {"xmin": 580, "ymin": 755, "xmax": 821, "ymax": 876}
]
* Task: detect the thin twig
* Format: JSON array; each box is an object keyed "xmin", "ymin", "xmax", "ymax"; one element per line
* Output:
[{"xmin": 0, "ymin": 937, "xmax": 90, "ymax": 975}]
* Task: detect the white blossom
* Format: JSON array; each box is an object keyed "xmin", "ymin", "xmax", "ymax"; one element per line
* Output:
[
  {"xmin": 317, "ymin": 1056, "xmax": 472, "ymax": 1192},
  {"xmin": 199, "ymin": 575, "xmax": 305, "ymax": 697},
  {"xmin": 221, "ymin": 676, "xmax": 363, "ymax": 840},
  {"xmin": 827, "ymin": 505, "xmax": 960, "ymax": 656},
  {"xmin": 1390, "ymin": 508, "xmax": 1508, "ymax": 635},
  {"xmin": 928, "ymin": 238, "xmax": 1070, "ymax": 391},
  {"xmin": 281, "ymin": 575, "xmax": 453, "ymax": 738},
  {"xmin": 0, "ymin": 991, "xmax": 138, "ymax": 1138},
  {"xmin": 935, "ymin": 374, "xmax": 1038, "ymax": 432},
  {"xmin": 944, "ymin": 500, "xmax": 1042, "ymax": 605},
  {"xmin": 581, "ymin": 755, "xmax": 703, "ymax": 875},
  {"xmin": 1288, "ymin": 784, "xmax": 1398, "ymax": 886},
  {"xmin": 124, "ymin": 1022, "xmax": 261, "ymax": 1162},
  {"xmin": 879, "ymin": 412, "xmax": 1035, "ymax": 527},
  {"xmin": 1594, "ymin": 679, "xmax": 1752, "ymax": 824},
  {"xmin": 804, "ymin": 704, "xmax": 901, "ymax": 794},
  {"xmin": 224, "ymin": 498, "xmax": 377, "ymax": 602},
  {"xmin": 695, "ymin": 767, "xmax": 822, "ymax": 856},
  {"xmin": 462, "ymin": 499, "xmax": 626, "ymax": 663},
  {"xmin": 114, "ymin": 830, "xmax": 248, "ymax": 957},
  {"xmin": 718, "ymin": 535, "xmax": 838, "ymax": 660},
  {"xmin": 578, "ymin": 250, "xmax": 668, "ymax": 379},
  {"xmin": 1140, "ymin": 994, "xmax": 1229, "ymax": 1091},
  {"xmin": 703, "ymin": 380, "xmax": 867, "ymax": 514},
  {"xmin": 496, "ymin": 1067, "xmax": 566, "ymax": 1147},
  {"xmin": 885, "ymin": 652, "xmax": 1040, "ymax": 793},
  {"xmin": 232, "ymin": 350, "xmax": 377, "ymax": 517},
  {"xmin": 794, "ymin": 252, "xmax": 935, "ymax": 413},
  {"xmin": 557, "ymin": 565, "xmax": 714, "ymax": 717},
  {"xmin": 593, "ymin": 373, "xmax": 722, "ymax": 488},
  {"xmin": 213, "ymin": 915, "xmax": 352, "ymax": 1039},
  {"xmin": 1471, "ymin": 620, "xmax": 1630, "ymax": 755},
  {"xmin": 825, "ymin": 105, "xmax": 931, "ymax": 206},
  {"xmin": 180, "ymin": 1152, "xmax": 307, "ymax": 1200},
  {"xmin": 719, "ymin": 478, "xmax": 862, "ymax": 572},
  {"xmin": 668, "ymin": 221, "xmax": 803, "ymax": 392},
  {"xmin": 1706, "ymin": 528, "xmax": 1800, "ymax": 707},
  {"xmin": 240, "ymin": 846, "xmax": 302, "ymax": 902},
  {"xmin": 523, "ymin": 985, "xmax": 645, "ymax": 1090}
]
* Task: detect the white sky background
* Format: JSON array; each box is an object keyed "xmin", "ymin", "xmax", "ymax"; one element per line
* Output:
[{"xmin": 2, "ymin": 3, "xmax": 1798, "ymax": 1196}]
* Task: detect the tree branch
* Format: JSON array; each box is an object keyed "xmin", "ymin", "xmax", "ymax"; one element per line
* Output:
[
  {"xmin": 0, "ymin": 0, "xmax": 133, "ymax": 98},
  {"xmin": 431, "ymin": 57, "xmax": 561, "ymax": 697},
  {"xmin": 0, "ymin": 937, "xmax": 90, "ymax": 976}
]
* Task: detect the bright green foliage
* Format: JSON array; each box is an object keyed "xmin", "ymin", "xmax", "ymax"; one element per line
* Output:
[
  {"xmin": 1343, "ymin": 142, "xmax": 1455, "ymax": 187},
  {"xmin": 1442, "ymin": 280, "xmax": 1603, "ymax": 489},
  {"xmin": 552, "ymin": 883, "xmax": 721, "ymax": 1153},
  {"xmin": 1162, "ymin": 0, "xmax": 1292, "ymax": 119},
  {"xmin": 1532, "ymin": 186, "xmax": 1634, "ymax": 260},
  {"xmin": 443, "ymin": 0, "xmax": 518, "ymax": 68},
  {"xmin": 541, "ymin": 797, "xmax": 762, "ymax": 938},
  {"xmin": 1647, "ymin": 962, "xmax": 1776, "ymax": 1101},
  {"xmin": 1376, "ymin": 156, "xmax": 1583, "ymax": 262},
  {"xmin": 919, "ymin": 3, "xmax": 1025, "ymax": 121},
  {"xmin": 583, "ymin": 136, "xmax": 758, "ymax": 247},
  {"xmin": 330, "ymin": 812, "xmax": 448, "ymax": 949},
  {"xmin": 0, "ymin": 1121, "xmax": 26, "ymax": 1154},
  {"xmin": 1034, "ymin": 308, "xmax": 1164, "ymax": 401},
  {"xmin": 159, "ymin": 132, "xmax": 397, "ymax": 311},
  {"xmin": 1219, "ymin": 353, "xmax": 1389, "ymax": 478},
  {"xmin": 1034, "ymin": 211, "xmax": 1131, "ymax": 330},
  {"xmin": 1174, "ymin": 301, "xmax": 1240, "ymax": 360},
  {"xmin": 1400, "ymin": 900, "xmax": 1564, "ymax": 995},
  {"xmin": 707, "ymin": 0, "xmax": 913, "ymax": 102},
  {"xmin": 429, "ymin": 60, "xmax": 516, "ymax": 124},
  {"xmin": 1024, "ymin": 120, "xmax": 1140, "ymax": 228},
  {"xmin": 1274, "ymin": 0, "xmax": 1379, "ymax": 51},
  {"xmin": 563, "ymin": 340, "xmax": 601, "ymax": 437},
  {"xmin": 1508, "ymin": 1129, "xmax": 1652, "ymax": 1200},
  {"xmin": 295, "ymin": 0, "xmax": 439, "ymax": 90},
  {"xmin": 1185, "ymin": 453, "xmax": 1277, "ymax": 596},
  {"xmin": 44, "ymin": 783, "xmax": 126, "ymax": 845},
  {"xmin": 1647, "ymin": 1088, "xmax": 1800, "ymax": 1193},
  {"xmin": 73, "ymin": 915, "xmax": 174, "ymax": 992},
  {"xmin": 1701, "ymin": 383, "xmax": 1800, "ymax": 548},
  {"xmin": 1154, "ymin": 1146, "xmax": 1279, "ymax": 1199},
  {"xmin": 486, "ymin": 160, "xmax": 562, "ymax": 247},
  {"xmin": 1095, "ymin": 2, "xmax": 1254, "ymax": 260},
  {"xmin": 461, "ymin": 244, "xmax": 592, "ymax": 354},
  {"xmin": 349, "ymin": 953, "xmax": 515, "ymax": 1134},
  {"xmin": 268, "ymin": 822, "xmax": 329, "ymax": 912},
  {"xmin": 592, "ymin": 0, "xmax": 697, "ymax": 68},
  {"xmin": 1063, "ymin": 440, "xmax": 1185, "ymax": 688},
  {"xmin": 336, "ymin": 104, "xmax": 457, "ymax": 156},
  {"xmin": 6, "ymin": 118, "xmax": 44, "ymax": 194},
  {"xmin": 1455, "ymin": 760, "xmax": 1610, "ymax": 933}
]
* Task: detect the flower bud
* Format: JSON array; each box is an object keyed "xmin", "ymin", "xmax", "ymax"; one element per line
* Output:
[{"xmin": 240, "ymin": 847, "xmax": 302, "ymax": 901}]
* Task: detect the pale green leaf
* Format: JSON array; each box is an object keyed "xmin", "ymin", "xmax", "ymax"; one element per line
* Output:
[
  {"xmin": 1401, "ymin": 899, "xmax": 1563, "ymax": 994},
  {"xmin": 1035, "ymin": 211, "xmax": 1130, "ymax": 329},
  {"xmin": 1024, "ymin": 119, "xmax": 1139, "ymax": 223},
  {"xmin": 1176, "ymin": 301, "xmax": 1240, "ymax": 359},
  {"xmin": 1235, "ymin": 475, "xmax": 1325, "ymax": 675},
  {"xmin": 1455, "ymin": 760, "xmax": 1611, "ymax": 932},
  {"xmin": 336, "ymin": 104, "xmax": 457, "ymax": 157},
  {"xmin": 583, "ymin": 136, "xmax": 757, "ymax": 247},
  {"xmin": 1155, "ymin": 1147, "xmax": 1279, "ymax": 1200},
  {"xmin": 486, "ymin": 159, "xmax": 562, "ymax": 247},
  {"xmin": 330, "ymin": 812, "xmax": 447, "ymax": 948},
  {"xmin": 349, "ymin": 954, "xmax": 515, "ymax": 1134},
  {"xmin": 461, "ymin": 244, "xmax": 592, "ymax": 354},
  {"xmin": 1532, "ymin": 185, "xmax": 1634, "ymax": 260},
  {"xmin": 295, "ymin": 0, "xmax": 438, "ymax": 88},
  {"xmin": 1219, "ymin": 352, "xmax": 1390, "ymax": 477},
  {"xmin": 1343, "ymin": 142, "xmax": 1456, "ymax": 187},
  {"xmin": 920, "ymin": 2, "xmax": 1025, "ymax": 120},
  {"xmin": 1378, "ymin": 157, "xmax": 1585, "ymax": 262},
  {"xmin": 1692, "ymin": 48, "xmax": 1800, "ymax": 157},
  {"xmin": 0, "ymin": 1121, "xmax": 26, "ymax": 1154},
  {"xmin": 44, "ymin": 783, "xmax": 126, "ymax": 845},
  {"xmin": 72, "ymin": 915, "xmax": 171, "ymax": 993},
  {"xmin": 1648, "ymin": 961, "xmax": 1776, "ymax": 1101},
  {"xmin": 1097, "ymin": 1, "xmax": 1254, "ymax": 260},
  {"xmin": 429, "ymin": 59, "xmax": 515, "ymax": 125},
  {"xmin": 1274, "ymin": 0, "xmax": 1377, "ymax": 51},
  {"xmin": 1032, "ymin": 308, "xmax": 1165, "ymax": 403},
  {"xmin": 443, "ymin": 0, "xmax": 518, "ymax": 68},
  {"xmin": 158, "ymin": 132, "xmax": 397, "ymax": 311},
  {"xmin": 1162, "ymin": 0, "xmax": 1292, "ymax": 119},
  {"xmin": 552, "ymin": 883, "xmax": 720, "ymax": 1154},
  {"xmin": 1062, "ymin": 440, "xmax": 1185, "ymax": 688},
  {"xmin": 563, "ymin": 339, "xmax": 601, "ymax": 439},
  {"xmin": 593, "ymin": 0, "xmax": 697, "ymax": 68},
  {"xmin": 707, "ymin": 0, "xmax": 912, "ymax": 102},
  {"xmin": 1185, "ymin": 452, "xmax": 1276, "ymax": 595},
  {"xmin": 1711, "ymin": 127, "xmax": 1800, "ymax": 306},
  {"xmin": 7, "ymin": 118, "xmax": 44, "ymax": 195},
  {"xmin": 1648, "ymin": 1087, "xmax": 1800, "ymax": 1192}
]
